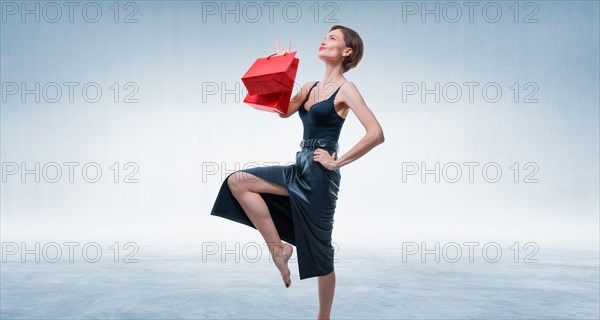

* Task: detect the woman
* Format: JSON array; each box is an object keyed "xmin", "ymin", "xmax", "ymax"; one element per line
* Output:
[{"xmin": 210, "ymin": 25, "xmax": 385, "ymax": 318}]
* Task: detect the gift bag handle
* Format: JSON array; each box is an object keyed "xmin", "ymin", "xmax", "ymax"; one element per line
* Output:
[{"xmin": 267, "ymin": 52, "xmax": 288, "ymax": 59}]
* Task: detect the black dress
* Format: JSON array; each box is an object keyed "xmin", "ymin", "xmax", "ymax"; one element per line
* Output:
[{"xmin": 210, "ymin": 81, "xmax": 347, "ymax": 280}]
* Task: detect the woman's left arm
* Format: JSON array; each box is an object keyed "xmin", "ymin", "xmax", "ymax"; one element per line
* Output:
[{"xmin": 331, "ymin": 82, "xmax": 385, "ymax": 170}]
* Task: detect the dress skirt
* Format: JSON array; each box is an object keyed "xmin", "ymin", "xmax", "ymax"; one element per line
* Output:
[{"xmin": 210, "ymin": 138, "xmax": 341, "ymax": 280}]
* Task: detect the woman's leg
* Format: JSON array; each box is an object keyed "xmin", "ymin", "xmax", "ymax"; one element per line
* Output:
[
  {"xmin": 317, "ymin": 270, "xmax": 336, "ymax": 319},
  {"xmin": 228, "ymin": 171, "xmax": 294, "ymax": 287}
]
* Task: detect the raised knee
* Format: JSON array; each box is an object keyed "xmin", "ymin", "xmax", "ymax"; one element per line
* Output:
[
  {"xmin": 227, "ymin": 171, "xmax": 249, "ymax": 193},
  {"xmin": 227, "ymin": 172, "xmax": 240, "ymax": 191}
]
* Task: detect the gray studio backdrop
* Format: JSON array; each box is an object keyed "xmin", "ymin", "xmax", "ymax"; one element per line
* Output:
[{"xmin": 1, "ymin": 1, "xmax": 598, "ymax": 252}]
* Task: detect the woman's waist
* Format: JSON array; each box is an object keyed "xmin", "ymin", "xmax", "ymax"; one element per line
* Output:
[{"xmin": 299, "ymin": 138, "xmax": 339, "ymax": 153}]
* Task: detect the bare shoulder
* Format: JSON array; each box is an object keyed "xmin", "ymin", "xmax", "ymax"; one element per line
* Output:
[
  {"xmin": 297, "ymin": 80, "xmax": 318, "ymax": 101},
  {"xmin": 340, "ymin": 81, "xmax": 360, "ymax": 95},
  {"xmin": 296, "ymin": 80, "xmax": 315, "ymax": 95},
  {"xmin": 343, "ymin": 81, "xmax": 357, "ymax": 88},
  {"xmin": 304, "ymin": 80, "xmax": 318, "ymax": 92},
  {"xmin": 290, "ymin": 81, "xmax": 313, "ymax": 100},
  {"xmin": 282, "ymin": 80, "xmax": 319, "ymax": 118},
  {"xmin": 338, "ymin": 81, "xmax": 366, "ymax": 108}
]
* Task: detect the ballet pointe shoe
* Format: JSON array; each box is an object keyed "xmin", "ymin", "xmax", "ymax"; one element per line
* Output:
[{"xmin": 273, "ymin": 242, "xmax": 293, "ymax": 288}]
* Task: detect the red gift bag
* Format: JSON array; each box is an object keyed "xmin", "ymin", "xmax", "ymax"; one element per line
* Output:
[
  {"xmin": 241, "ymin": 51, "xmax": 299, "ymax": 114},
  {"xmin": 243, "ymin": 89, "xmax": 293, "ymax": 114}
]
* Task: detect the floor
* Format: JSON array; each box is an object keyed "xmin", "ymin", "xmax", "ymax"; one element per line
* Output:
[{"xmin": 1, "ymin": 242, "xmax": 598, "ymax": 319}]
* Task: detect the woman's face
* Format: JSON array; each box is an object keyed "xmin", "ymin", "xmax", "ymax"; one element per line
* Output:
[{"xmin": 318, "ymin": 29, "xmax": 350, "ymax": 61}]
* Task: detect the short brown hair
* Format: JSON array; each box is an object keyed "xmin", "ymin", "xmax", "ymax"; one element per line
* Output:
[{"xmin": 329, "ymin": 25, "xmax": 364, "ymax": 73}]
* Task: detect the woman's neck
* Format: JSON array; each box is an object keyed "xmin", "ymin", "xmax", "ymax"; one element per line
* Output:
[{"xmin": 322, "ymin": 63, "xmax": 346, "ymax": 86}]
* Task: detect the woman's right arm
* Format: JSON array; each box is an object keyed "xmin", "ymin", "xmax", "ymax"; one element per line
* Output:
[
  {"xmin": 272, "ymin": 39, "xmax": 314, "ymax": 118},
  {"xmin": 278, "ymin": 81, "xmax": 315, "ymax": 118}
]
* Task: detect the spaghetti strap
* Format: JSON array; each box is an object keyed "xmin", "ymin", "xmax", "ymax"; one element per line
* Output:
[
  {"xmin": 331, "ymin": 82, "xmax": 347, "ymax": 99},
  {"xmin": 301, "ymin": 81, "xmax": 319, "ymax": 105},
  {"xmin": 302, "ymin": 81, "xmax": 347, "ymax": 108}
]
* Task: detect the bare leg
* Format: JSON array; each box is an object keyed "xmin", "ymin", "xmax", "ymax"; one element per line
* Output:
[
  {"xmin": 317, "ymin": 270, "xmax": 336, "ymax": 319},
  {"xmin": 228, "ymin": 171, "xmax": 294, "ymax": 287}
]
